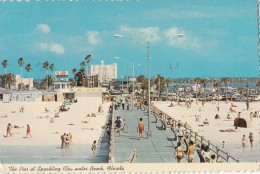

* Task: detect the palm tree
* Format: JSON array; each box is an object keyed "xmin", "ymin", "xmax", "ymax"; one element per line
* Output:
[
  {"xmin": 221, "ymin": 77, "xmax": 230, "ymax": 101},
  {"xmin": 1, "ymin": 59, "xmax": 8, "ymax": 74},
  {"xmin": 200, "ymin": 78, "xmax": 208, "ymax": 102},
  {"xmin": 40, "ymin": 75, "xmax": 53, "ymax": 89},
  {"xmin": 194, "ymin": 77, "xmax": 201, "ymax": 105},
  {"xmin": 84, "ymin": 54, "xmax": 92, "ymax": 86},
  {"xmin": 174, "ymin": 82, "xmax": 180, "ymax": 103},
  {"xmin": 72, "ymin": 68, "xmax": 77, "ymax": 76},
  {"xmin": 25, "ymin": 64, "xmax": 32, "ymax": 90},
  {"xmin": 69, "ymin": 78, "xmax": 76, "ymax": 87},
  {"xmin": 164, "ymin": 78, "xmax": 171, "ymax": 100},
  {"xmin": 154, "ymin": 74, "xmax": 165, "ymax": 100},
  {"xmin": 49, "ymin": 63, "xmax": 55, "ymax": 88},
  {"xmin": 42, "ymin": 61, "xmax": 49, "ymax": 90},
  {"xmin": 1, "ymin": 59, "xmax": 8, "ymax": 88},
  {"xmin": 18, "ymin": 57, "xmax": 24, "ymax": 90},
  {"xmin": 137, "ymin": 75, "xmax": 148, "ymax": 96},
  {"xmin": 4, "ymin": 73, "xmax": 16, "ymax": 90},
  {"xmin": 49, "ymin": 63, "xmax": 55, "ymax": 77},
  {"xmin": 213, "ymin": 81, "xmax": 221, "ymax": 104},
  {"xmin": 80, "ymin": 61, "xmax": 85, "ymax": 69}
]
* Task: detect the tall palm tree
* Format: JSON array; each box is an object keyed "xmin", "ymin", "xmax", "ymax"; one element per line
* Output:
[
  {"xmin": 49, "ymin": 63, "xmax": 55, "ymax": 89},
  {"xmin": 1, "ymin": 59, "xmax": 8, "ymax": 74},
  {"xmin": 164, "ymin": 78, "xmax": 171, "ymax": 100},
  {"xmin": 213, "ymin": 81, "xmax": 221, "ymax": 104},
  {"xmin": 42, "ymin": 61, "xmax": 49, "ymax": 90},
  {"xmin": 154, "ymin": 74, "xmax": 165, "ymax": 100},
  {"xmin": 80, "ymin": 61, "xmax": 85, "ymax": 69},
  {"xmin": 18, "ymin": 57, "xmax": 24, "ymax": 91},
  {"xmin": 194, "ymin": 77, "xmax": 201, "ymax": 105},
  {"xmin": 49, "ymin": 63, "xmax": 55, "ymax": 77},
  {"xmin": 200, "ymin": 78, "xmax": 208, "ymax": 102},
  {"xmin": 221, "ymin": 77, "xmax": 230, "ymax": 101},
  {"xmin": 72, "ymin": 68, "xmax": 77, "ymax": 76},
  {"xmin": 174, "ymin": 82, "xmax": 180, "ymax": 103},
  {"xmin": 25, "ymin": 64, "xmax": 32, "ymax": 90},
  {"xmin": 84, "ymin": 54, "xmax": 92, "ymax": 86},
  {"xmin": 1, "ymin": 59, "xmax": 8, "ymax": 88}
]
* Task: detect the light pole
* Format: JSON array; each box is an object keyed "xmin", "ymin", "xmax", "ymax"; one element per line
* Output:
[{"xmin": 114, "ymin": 34, "xmax": 152, "ymax": 138}]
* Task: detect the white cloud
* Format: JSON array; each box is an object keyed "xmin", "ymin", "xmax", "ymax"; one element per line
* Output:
[
  {"xmin": 36, "ymin": 42, "xmax": 64, "ymax": 55},
  {"xmin": 163, "ymin": 27, "xmax": 186, "ymax": 46},
  {"xmin": 86, "ymin": 31, "xmax": 102, "ymax": 46},
  {"xmin": 162, "ymin": 27, "xmax": 218, "ymax": 55},
  {"xmin": 118, "ymin": 26, "xmax": 161, "ymax": 43},
  {"xmin": 50, "ymin": 43, "xmax": 64, "ymax": 54},
  {"xmin": 36, "ymin": 24, "xmax": 50, "ymax": 34}
]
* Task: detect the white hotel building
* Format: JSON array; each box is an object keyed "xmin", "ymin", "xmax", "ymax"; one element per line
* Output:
[{"xmin": 87, "ymin": 60, "xmax": 117, "ymax": 84}]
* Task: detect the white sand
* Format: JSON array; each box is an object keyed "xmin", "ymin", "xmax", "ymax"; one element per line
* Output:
[
  {"xmin": 153, "ymin": 100, "xmax": 260, "ymax": 162},
  {"xmin": 0, "ymin": 96, "xmax": 111, "ymax": 147}
]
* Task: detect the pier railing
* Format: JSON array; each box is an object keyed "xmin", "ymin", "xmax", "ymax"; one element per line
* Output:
[
  {"xmin": 108, "ymin": 103, "xmax": 116, "ymax": 163},
  {"xmin": 151, "ymin": 105, "xmax": 239, "ymax": 163}
]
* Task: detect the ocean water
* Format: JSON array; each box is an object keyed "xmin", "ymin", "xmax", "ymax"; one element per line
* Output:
[{"xmin": 0, "ymin": 143, "xmax": 109, "ymax": 164}]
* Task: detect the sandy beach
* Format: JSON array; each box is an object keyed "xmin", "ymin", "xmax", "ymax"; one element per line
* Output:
[
  {"xmin": 153, "ymin": 100, "xmax": 260, "ymax": 162},
  {"xmin": 0, "ymin": 94, "xmax": 111, "ymax": 147}
]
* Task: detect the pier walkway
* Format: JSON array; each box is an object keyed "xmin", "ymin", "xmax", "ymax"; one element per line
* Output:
[{"xmin": 113, "ymin": 107, "xmax": 181, "ymax": 163}]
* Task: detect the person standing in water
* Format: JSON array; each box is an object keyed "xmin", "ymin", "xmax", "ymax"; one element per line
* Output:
[{"xmin": 91, "ymin": 140, "xmax": 97, "ymax": 156}]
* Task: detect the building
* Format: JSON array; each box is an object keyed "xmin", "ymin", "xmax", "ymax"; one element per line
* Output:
[
  {"xmin": 53, "ymin": 71, "xmax": 71, "ymax": 92},
  {"xmin": 43, "ymin": 70, "xmax": 76, "ymax": 102},
  {"xmin": 87, "ymin": 60, "xmax": 117, "ymax": 85},
  {"xmin": 15, "ymin": 75, "xmax": 34, "ymax": 90}
]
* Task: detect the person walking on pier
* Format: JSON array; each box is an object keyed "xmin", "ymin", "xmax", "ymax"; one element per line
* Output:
[
  {"xmin": 187, "ymin": 140, "xmax": 195, "ymax": 163},
  {"xmin": 138, "ymin": 118, "xmax": 144, "ymax": 140},
  {"xmin": 115, "ymin": 117, "xmax": 122, "ymax": 136}
]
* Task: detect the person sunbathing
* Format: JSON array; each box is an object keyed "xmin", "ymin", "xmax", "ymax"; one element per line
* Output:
[
  {"xmin": 230, "ymin": 107, "xmax": 236, "ymax": 113},
  {"xmin": 203, "ymin": 119, "xmax": 209, "ymax": 126},
  {"xmin": 227, "ymin": 114, "xmax": 232, "ymax": 119}
]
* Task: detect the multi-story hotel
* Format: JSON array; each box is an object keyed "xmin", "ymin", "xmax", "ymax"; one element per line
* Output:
[{"xmin": 87, "ymin": 60, "xmax": 117, "ymax": 86}]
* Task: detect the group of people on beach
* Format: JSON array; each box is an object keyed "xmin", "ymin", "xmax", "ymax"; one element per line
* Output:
[
  {"xmin": 60, "ymin": 133, "xmax": 72, "ymax": 149},
  {"xmin": 242, "ymin": 132, "xmax": 254, "ymax": 148},
  {"xmin": 5, "ymin": 123, "xmax": 32, "ymax": 138}
]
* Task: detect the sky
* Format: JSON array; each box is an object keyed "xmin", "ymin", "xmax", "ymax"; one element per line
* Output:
[{"xmin": 0, "ymin": 0, "xmax": 259, "ymax": 79}]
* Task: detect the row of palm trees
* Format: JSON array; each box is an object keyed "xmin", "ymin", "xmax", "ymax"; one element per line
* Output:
[
  {"xmin": 136, "ymin": 75, "xmax": 254, "ymax": 104},
  {"xmin": 1, "ymin": 58, "xmax": 55, "ymax": 90},
  {"xmin": 193, "ymin": 77, "xmax": 230, "ymax": 104}
]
